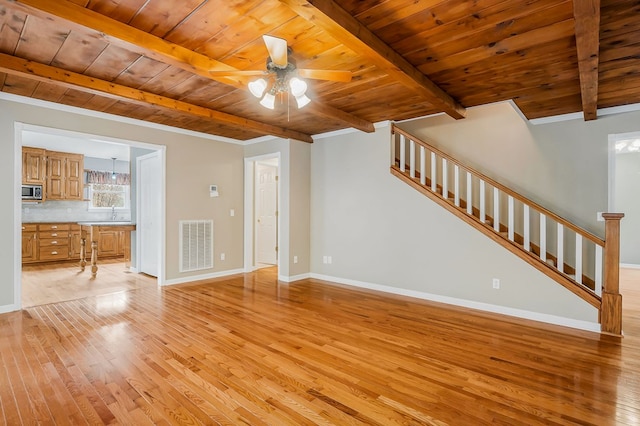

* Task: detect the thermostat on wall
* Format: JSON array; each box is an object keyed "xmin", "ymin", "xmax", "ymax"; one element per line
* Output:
[{"xmin": 209, "ymin": 185, "xmax": 219, "ymax": 197}]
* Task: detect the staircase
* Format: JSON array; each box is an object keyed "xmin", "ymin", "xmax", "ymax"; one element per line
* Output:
[{"xmin": 390, "ymin": 124, "xmax": 624, "ymax": 336}]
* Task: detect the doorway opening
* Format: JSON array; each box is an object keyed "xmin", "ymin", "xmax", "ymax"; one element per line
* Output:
[
  {"xmin": 609, "ymin": 131, "xmax": 640, "ymax": 268},
  {"xmin": 15, "ymin": 123, "xmax": 165, "ymax": 308},
  {"xmin": 244, "ymin": 154, "xmax": 280, "ymax": 273}
]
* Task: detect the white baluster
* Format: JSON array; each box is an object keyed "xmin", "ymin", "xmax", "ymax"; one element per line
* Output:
[
  {"xmin": 466, "ymin": 172, "xmax": 473, "ymax": 215},
  {"xmin": 420, "ymin": 146, "xmax": 426, "ymax": 186},
  {"xmin": 479, "ymin": 180, "xmax": 486, "ymax": 223},
  {"xmin": 493, "ymin": 187, "xmax": 500, "ymax": 232},
  {"xmin": 575, "ymin": 234, "xmax": 583, "ymax": 284},
  {"xmin": 540, "ymin": 214, "xmax": 547, "ymax": 262},
  {"xmin": 399, "ymin": 134, "xmax": 406, "ymax": 172},
  {"xmin": 508, "ymin": 195, "xmax": 514, "ymax": 241},
  {"xmin": 557, "ymin": 223, "xmax": 564, "ymax": 273},
  {"xmin": 409, "ymin": 139, "xmax": 415, "ymax": 178},
  {"xmin": 523, "ymin": 205, "xmax": 530, "ymax": 251},
  {"xmin": 431, "ymin": 152, "xmax": 436, "ymax": 192},
  {"xmin": 442, "ymin": 158, "xmax": 448, "ymax": 199},
  {"xmin": 595, "ymin": 245, "xmax": 603, "ymax": 296},
  {"xmin": 454, "ymin": 165, "xmax": 460, "ymax": 206}
]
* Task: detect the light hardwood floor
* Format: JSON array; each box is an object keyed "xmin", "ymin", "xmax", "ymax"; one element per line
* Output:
[
  {"xmin": 21, "ymin": 259, "xmax": 157, "ymax": 307},
  {"xmin": 1, "ymin": 267, "xmax": 639, "ymax": 424}
]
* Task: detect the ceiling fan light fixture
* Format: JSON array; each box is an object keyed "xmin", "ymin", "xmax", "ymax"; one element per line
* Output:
[
  {"xmin": 260, "ymin": 92, "xmax": 276, "ymax": 109},
  {"xmin": 289, "ymin": 77, "xmax": 307, "ymax": 97},
  {"xmin": 248, "ymin": 78, "xmax": 267, "ymax": 98},
  {"xmin": 295, "ymin": 94, "xmax": 311, "ymax": 109}
]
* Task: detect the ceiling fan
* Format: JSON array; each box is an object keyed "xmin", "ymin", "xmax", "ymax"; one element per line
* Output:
[{"xmin": 210, "ymin": 35, "xmax": 352, "ymax": 109}]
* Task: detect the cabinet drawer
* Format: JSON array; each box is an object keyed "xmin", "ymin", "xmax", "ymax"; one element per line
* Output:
[
  {"xmin": 22, "ymin": 224, "xmax": 37, "ymax": 232},
  {"xmin": 39, "ymin": 238, "xmax": 69, "ymax": 248},
  {"xmin": 38, "ymin": 223, "xmax": 70, "ymax": 231},
  {"xmin": 38, "ymin": 247, "xmax": 70, "ymax": 261},
  {"xmin": 40, "ymin": 231, "xmax": 69, "ymax": 239}
]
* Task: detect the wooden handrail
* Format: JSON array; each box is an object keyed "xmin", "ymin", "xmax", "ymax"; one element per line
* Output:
[{"xmin": 392, "ymin": 125, "xmax": 604, "ymax": 246}]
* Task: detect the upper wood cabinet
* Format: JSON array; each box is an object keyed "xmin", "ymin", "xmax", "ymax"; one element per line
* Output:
[
  {"xmin": 22, "ymin": 147, "xmax": 46, "ymax": 184},
  {"xmin": 45, "ymin": 150, "xmax": 84, "ymax": 201}
]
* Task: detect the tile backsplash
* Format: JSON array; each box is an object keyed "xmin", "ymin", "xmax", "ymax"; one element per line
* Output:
[{"xmin": 22, "ymin": 200, "xmax": 131, "ymax": 223}]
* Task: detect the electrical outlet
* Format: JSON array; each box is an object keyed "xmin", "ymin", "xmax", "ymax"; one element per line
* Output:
[
  {"xmin": 327, "ymin": 256, "xmax": 332, "ymax": 264},
  {"xmin": 597, "ymin": 212, "xmax": 604, "ymax": 222},
  {"xmin": 293, "ymin": 255, "xmax": 298, "ymax": 264},
  {"xmin": 220, "ymin": 253, "xmax": 225, "ymax": 261},
  {"xmin": 492, "ymin": 278, "xmax": 500, "ymax": 289},
  {"xmin": 230, "ymin": 209, "xmax": 235, "ymax": 217},
  {"xmin": 323, "ymin": 256, "xmax": 327, "ymax": 264}
]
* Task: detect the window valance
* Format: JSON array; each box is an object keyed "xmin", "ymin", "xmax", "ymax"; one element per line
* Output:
[{"xmin": 85, "ymin": 170, "xmax": 131, "ymax": 185}]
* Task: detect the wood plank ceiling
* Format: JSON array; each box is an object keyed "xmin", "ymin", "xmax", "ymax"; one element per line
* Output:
[{"xmin": 0, "ymin": 0, "xmax": 638, "ymax": 142}]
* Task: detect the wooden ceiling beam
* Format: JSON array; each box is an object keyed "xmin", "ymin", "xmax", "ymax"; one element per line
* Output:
[
  {"xmin": 573, "ymin": 0, "xmax": 601, "ymax": 121},
  {"xmin": 278, "ymin": 0, "xmax": 466, "ymax": 120},
  {"xmin": 0, "ymin": 53, "xmax": 314, "ymax": 143},
  {"xmin": 1, "ymin": 0, "xmax": 374, "ymax": 133}
]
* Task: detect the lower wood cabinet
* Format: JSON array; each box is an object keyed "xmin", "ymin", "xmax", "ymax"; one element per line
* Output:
[
  {"xmin": 38, "ymin": 223, "xmax": 70, "ymax": 262},
  {"xmin": 97, "ymin": 230, "xmax": 127, "ymax": 257},
  {"xmin": 22, "ymin": 223, "xmax": 125, "ymax": 265},
  {"xmin": 21, "ymin": 224, "xmax": 37, "ymax": 263}
]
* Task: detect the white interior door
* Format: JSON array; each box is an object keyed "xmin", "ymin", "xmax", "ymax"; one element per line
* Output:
[
  {"xmin": 255, "ymin": 162, "xmax": 278, "ymax": 265},
  {"xmin": 138, "ymin": 151, "xmax": 161, "ymax": 276}
]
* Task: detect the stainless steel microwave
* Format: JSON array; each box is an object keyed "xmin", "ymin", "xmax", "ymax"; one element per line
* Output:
[{"xmin": 22, "ymin": 184, "xmax": 43, "ymax": 201}]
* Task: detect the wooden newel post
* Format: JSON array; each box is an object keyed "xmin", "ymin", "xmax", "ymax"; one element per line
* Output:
[{"xmin": 601, "ymin": 213, "xmax": 624, "ymax": 336}]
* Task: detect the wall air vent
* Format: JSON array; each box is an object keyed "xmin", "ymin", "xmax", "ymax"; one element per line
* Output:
[{"xmin": 179, "ymin": 220, "xmax": 213, "ymax": 272}]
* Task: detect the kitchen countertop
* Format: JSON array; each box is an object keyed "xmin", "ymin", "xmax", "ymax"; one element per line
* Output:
[
  {"xmin": 23, "ymin": 220, "xmax": 134, "ymax": 225},
  {"xmin": 77, "ymin": 221, "xmax": 136, "ymax": 226}
]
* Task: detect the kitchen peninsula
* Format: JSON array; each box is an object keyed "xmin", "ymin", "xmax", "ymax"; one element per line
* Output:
[{"xmin": 78, "ymin": 222, "xmax": 136, "ymax": 278}]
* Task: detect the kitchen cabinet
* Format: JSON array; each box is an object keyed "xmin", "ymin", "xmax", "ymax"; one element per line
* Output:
[
  {"xmin": 22, "ymin": 223, "xmax": 124, "ymax": 265},
  {"xmin": 45, "ymin": 151, "xmax": 84, "ymax": 201},
  {"xmin": 95, "ymin": 230, "xmax": 127, "ymax": 257},
  {"xmin": 21, "ymin": 224, "xmax": 38, "ymax": 263},
  {"xmin": 97, "ymin": 229, "xmax": 120, "ymax": 257},
  {"xmin": 37, "ymin": 223, "xmax": 70, "ymax": 262},
  {"xmin": 22, "ymin": 147, "xmax": 46, "ymax": 184},
  {"xmin": 69, "ymin": 225, "xmax": 82, "ymax": 259}
]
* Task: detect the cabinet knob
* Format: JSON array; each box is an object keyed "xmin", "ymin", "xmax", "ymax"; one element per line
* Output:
[
  {"xmin": 51, "ymin": 241, "xmax": 57, "ymax": 245},
  {"xmin": 51, "ymin": 251, "xmax": 58, "ymax": 255},
  {"xmin": 51, "ymin": 233, "xmax": 57, "ymax": 237},
  {"xmin": 51, "ymin": 226, "xmax": 58, "ymax": 229}
]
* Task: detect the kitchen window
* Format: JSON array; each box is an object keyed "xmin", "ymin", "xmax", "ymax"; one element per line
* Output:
[
  {"xmin": 89, "ymin": 183, "xmax": 130, "ymax": 209},
  {"xmin": 86, "ymin": 170, "xmax": 131, "ymax": 210}
]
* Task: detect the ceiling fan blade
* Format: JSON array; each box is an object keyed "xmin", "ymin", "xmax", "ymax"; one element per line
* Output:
[
  {"xmin": 297, "ymin": 69, "xmax": 352, "ymax": 82},
  {"xmin": 208, "ymin": 70, "xmax": 266, "ymax": 77},
  {"xmin": 263, "ymin": 35, "xmax": 288, "ymax": 68}
]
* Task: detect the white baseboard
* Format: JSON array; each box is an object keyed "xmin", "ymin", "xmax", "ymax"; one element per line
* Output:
[
  {"xmin": 621, "ymin": 263, "xmax": 640, "ymax": 269},
  {"xmin": 309, "ymin": 273, "xmax": 601, "ymax": 334},
  {"xmin": 278, "ymin": 273, "xmax": 310, "ymax": 283},
  {"xmin": 162, "ymin": 268, "xmax": 245, "ymax": 286},
  {"xmin": 0, "ymin": 303, "xmax": 19, "ymax": 314}
]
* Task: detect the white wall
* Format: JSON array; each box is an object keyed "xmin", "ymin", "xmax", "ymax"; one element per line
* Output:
[
  {"xmin": 615, "ymin": 152, "xmax": 640, "ymax": 265},
  {"xmin": 1, "ymin": 96, "xmax": 245, "ymax": 311},
  {"xmin": 308, "ymin": 104, "xmax": 640, "ymax": 329}
]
